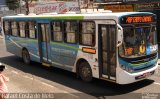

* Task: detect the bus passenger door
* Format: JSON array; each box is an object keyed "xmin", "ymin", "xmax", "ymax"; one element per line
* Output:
[
  {"xmin": 98, "ymin": 24, "xmax": 117, "ymax": 81},
  {"xmin": 38, "ymin": 23, "xmax": 51, "ymax": 65}
]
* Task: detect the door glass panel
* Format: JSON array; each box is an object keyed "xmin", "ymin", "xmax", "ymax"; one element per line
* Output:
[
  {"xmin": 102, "ymin": 26, "xmax": 107, "ymax": 51},
  {"xmin": 100, "ymin": 24, "xmax": 116, "ymax": 78},
  {"xmin": 39, "ymin": 23, "xmax": 50, "ymax": 62},
  {"xmin": 109, "ymin": 25, "xmax": 116, "ymax": 77},
  {"xmin": 40, "ymin": 24, "xmax": 49, "ymax": 42},
  {"xmin": 102, "ymin": 26, "xmax": 108, "ymax": 75},
  {"xmin": 40, "ymin": 24, "xmax": 46, "ymax": 42},
  {"xmin": 45, "ymin": 24, "xmax": 49, "ymax": 42}
]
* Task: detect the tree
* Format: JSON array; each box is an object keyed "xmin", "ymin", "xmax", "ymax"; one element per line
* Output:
[
  {"xmin": 6, "ymin": 0, "xmax": 38, "ymax": 15},
  {"xmin": 6, "ymin": 0, "xmax": 20, "ymax": 10},
  {"xmin": 23, "ymin": 0, "xmax": 38, "ymax": 15}
]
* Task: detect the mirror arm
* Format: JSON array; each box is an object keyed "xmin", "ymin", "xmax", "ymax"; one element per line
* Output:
[{"xmin": 117, "ymin": 41, "xmax": 122, "ymax": 47}]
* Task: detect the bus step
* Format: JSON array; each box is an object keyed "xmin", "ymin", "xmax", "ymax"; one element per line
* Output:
[
  {"xmin": 42, "ymin": 62, "xmax": 50, "ymax": 67},
  {"xmin": 100, "ymin": 77, "xmax": 116, "ymax": 83}
]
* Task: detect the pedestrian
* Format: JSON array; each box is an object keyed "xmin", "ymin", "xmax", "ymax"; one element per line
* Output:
[
  {"xmin": 0, "ymin": 22, "xmax": 2, "ymax": 36},
  {"xmin": 0, "ymin": 63, "xmax": 9, "ymax": 99}
]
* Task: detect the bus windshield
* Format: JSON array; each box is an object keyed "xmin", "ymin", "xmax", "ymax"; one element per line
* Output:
[{"xmin": 119, "ymin": 25, "xmax": 157, "ymax": 58}]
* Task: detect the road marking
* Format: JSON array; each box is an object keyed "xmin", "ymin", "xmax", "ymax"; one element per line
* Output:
[
  {"xmin": 11, "ymin": 70, "xmax": 19, "ymax": 74},
  {"xmin": 41, "ymin": 82, "xmax": 54, "ymax": 88},
  {"xmin": 23, "ymin": 75, "xmax": 33, "ymax": 80},
  {"xmin": 60, "ymin": 90, "xmax": 79, "ymax": 99},
  {"xmin": 40, "ymin": 82, "xmax": 79, "ymax": 98},
  {"xmin": 154, "ymin": 82, "xmax": 160, "ymax": 86},
  {"xmin": 11, "ymin": 69, "xmax": 79, "ymax": 98}
]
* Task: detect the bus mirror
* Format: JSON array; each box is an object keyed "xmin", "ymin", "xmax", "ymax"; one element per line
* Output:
[{"xmin": 117, "ymin": 24, "xmax": 123, "ymax": 47}]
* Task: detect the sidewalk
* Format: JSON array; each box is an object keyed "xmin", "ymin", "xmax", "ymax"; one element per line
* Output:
[
  {"xmin": 0, "ymin": 35, "xmax": 3, "ymax": 39},
  {"xmin": 158, "ymin": 45, "xmax": 160, "ymax": 65}
]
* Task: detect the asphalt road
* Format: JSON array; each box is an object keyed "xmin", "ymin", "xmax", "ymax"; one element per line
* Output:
[{"xmin": 0, "ymin": 38, "xmax": 160, "ymax": 99}]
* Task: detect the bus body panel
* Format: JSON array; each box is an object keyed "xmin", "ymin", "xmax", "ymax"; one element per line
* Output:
[
  {"xmin": 116, "ymin": 62, "xmax": 158, "ymax": 84},
  {"xmin": 50, "ymin": 42, "xmax": 79, "ymax": 68},
  {"xmin": 74, "ymin": 47, "xmax": 99, "ymax": 78},
  {"xmin": 5, "ymin": 35, "xmax": 40, "ymax": 62},
  {"xmin": 5, "ymin": 36, "xmax": 22, "ymax": 57}
]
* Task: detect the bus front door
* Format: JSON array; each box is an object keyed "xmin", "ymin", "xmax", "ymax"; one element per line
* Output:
[
  {"xmin": 98, "ymin": 24, "xmax": 116, "ymax": 81},
  {"xmin": 38, "ymin": 23, "xmax": 51, "ymax": 66}
]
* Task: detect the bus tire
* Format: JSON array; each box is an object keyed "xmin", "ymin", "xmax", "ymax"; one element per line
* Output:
[
  {"xmin": 22, "ymin": 49, "xmax": 30, "ymax": 64},
  {"xmin": 79, "ymin": 62, "xmax": 92, "ymax": 82}
]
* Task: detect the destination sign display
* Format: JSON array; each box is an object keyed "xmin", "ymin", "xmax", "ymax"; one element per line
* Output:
[
  {"xmin": 95, "ymin": 0, "xmax": 123, "ymax": 3},
  {"xmin": 120, "ymin": 15, "xmax": 155, "ymax": 24},
  {"xmin": 123, "ymin": 0, "xmax": 159, "ymax": 3}
]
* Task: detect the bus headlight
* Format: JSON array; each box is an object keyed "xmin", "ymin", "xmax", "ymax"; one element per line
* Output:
[
  {"xmin": 126, "ymin": 67, "xmax": 134, "ymax": 73},
  {"xmin": 121, "ymin": 65, "xmax": 126, "ymax": 70},
  {"xmin": 120, "ymin": 65, "xmax": 134, "ymax": 73}
]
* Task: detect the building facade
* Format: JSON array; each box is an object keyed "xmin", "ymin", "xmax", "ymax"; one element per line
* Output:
[{"xmin": 0, "ymin": 0, "xmax": 14, "ymax": 17}]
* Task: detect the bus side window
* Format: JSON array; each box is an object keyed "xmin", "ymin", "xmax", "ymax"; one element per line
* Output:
[
  {"xmin": 11, "ymin": 21, "xmax": 19, "ymax": 37},
  {"xmin": 51, "ymin": 21, "xmax": 63, "ymax": 42},
  {"xmin": 64, "ymin": 21, "xmax": 77, "ymax": 44},
  {"xmin": 80, "ymin": 21, "xmax": 95, "ymax": 46},
  {"xmin": 19, "ymin": 21, "xmax": 26, "ymax": 38},
  {"xmin": 3, "ymin": 21, "xmax": 10, "ymax": 35},
  {"xmin": 28, "ymin": 21, "xmax": 36, "ymax": 39}
]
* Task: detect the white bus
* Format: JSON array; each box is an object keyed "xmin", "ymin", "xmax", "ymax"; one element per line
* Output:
[{"xmin": 2, "ymin": 11, "xmax": 158, "ymax": 84}]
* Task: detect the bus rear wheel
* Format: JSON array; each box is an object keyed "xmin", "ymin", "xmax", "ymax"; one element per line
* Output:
[
  {"xmin": 22, "ymin": 49, "xmax": 30, "ymax": 64},
  {"xmin": 79, "ymin": 62, "xmax": 92, "ymax": 82}
]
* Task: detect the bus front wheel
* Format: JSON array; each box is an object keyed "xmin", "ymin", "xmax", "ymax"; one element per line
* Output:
[
  {"xmin": 22, "ymin": 49, "xmax": 30, "ymax": 64},
  {"xmin": 79, "ymin": 62, "xmax": 92, "ymax": 82}
]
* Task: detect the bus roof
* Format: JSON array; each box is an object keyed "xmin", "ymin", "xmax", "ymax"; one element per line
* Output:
[{"xmin": 2, "ymin": 12, "xmax": 155, "ymax": 20}]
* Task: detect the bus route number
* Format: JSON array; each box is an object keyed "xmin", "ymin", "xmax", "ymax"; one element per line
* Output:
[{"xmin": 125, "ymin": 48, "xmax": 133, "ymax": 55}]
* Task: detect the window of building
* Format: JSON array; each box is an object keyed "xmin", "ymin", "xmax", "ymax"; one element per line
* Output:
[
  {"xmin": 64, "ymin": 21, "xmax": 77, "ymax": 43},
  {"xmin": 19, "ymin": 21, "xmax": 26, "ymax": 37},
  {"xmin": 11, "ymin": 21, "xmax": 18, "ymax": 36},
  {"xmin": 51, "ymin": 21, "xmax": 63, "ymax": 42},
  {"xmin": 28, "ymin": 21, "xmax": 36, "ymax": 39},
  {"xmin": 80, "ymin": 21, "xmax": 95, "ymax": 46}
]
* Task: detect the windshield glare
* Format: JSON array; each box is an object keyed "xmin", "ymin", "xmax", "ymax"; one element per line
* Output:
[{"xmin": 119, "ymin": 25, "xmax": 157, "ymax": 58}]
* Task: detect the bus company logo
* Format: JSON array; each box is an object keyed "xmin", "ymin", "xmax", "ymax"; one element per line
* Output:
[{"xmin": 139, "ymin": 45, "xmax": 145, "ymax": 54}]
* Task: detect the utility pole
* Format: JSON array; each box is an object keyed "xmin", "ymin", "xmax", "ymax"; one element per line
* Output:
[{"xmin": 25, "ymin": 0, "xmax": 29, "ymax": 15}]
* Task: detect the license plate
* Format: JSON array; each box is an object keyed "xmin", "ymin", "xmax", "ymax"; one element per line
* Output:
[{"xmin": 135, "ymin": 71, "xmax": 155, "ymax": 80}]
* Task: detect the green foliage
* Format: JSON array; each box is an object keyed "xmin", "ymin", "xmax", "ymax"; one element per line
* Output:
[
  {"xmin": 6, "ymin": 0, "xmax": 38, "ymax": 14},
  {"xmin": 6, "ymin": 0, "xmax": 20, "ymax": 10}
]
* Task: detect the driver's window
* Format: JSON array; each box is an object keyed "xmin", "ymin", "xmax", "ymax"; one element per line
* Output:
[{"xmin": 124, "ymin": 27, "xmax": 135, "ymax": 47}]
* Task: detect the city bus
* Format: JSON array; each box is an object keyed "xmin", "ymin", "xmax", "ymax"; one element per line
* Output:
[{"xmin": 1, "ymin": 11, "xmax": 158, "ymax": 84}]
